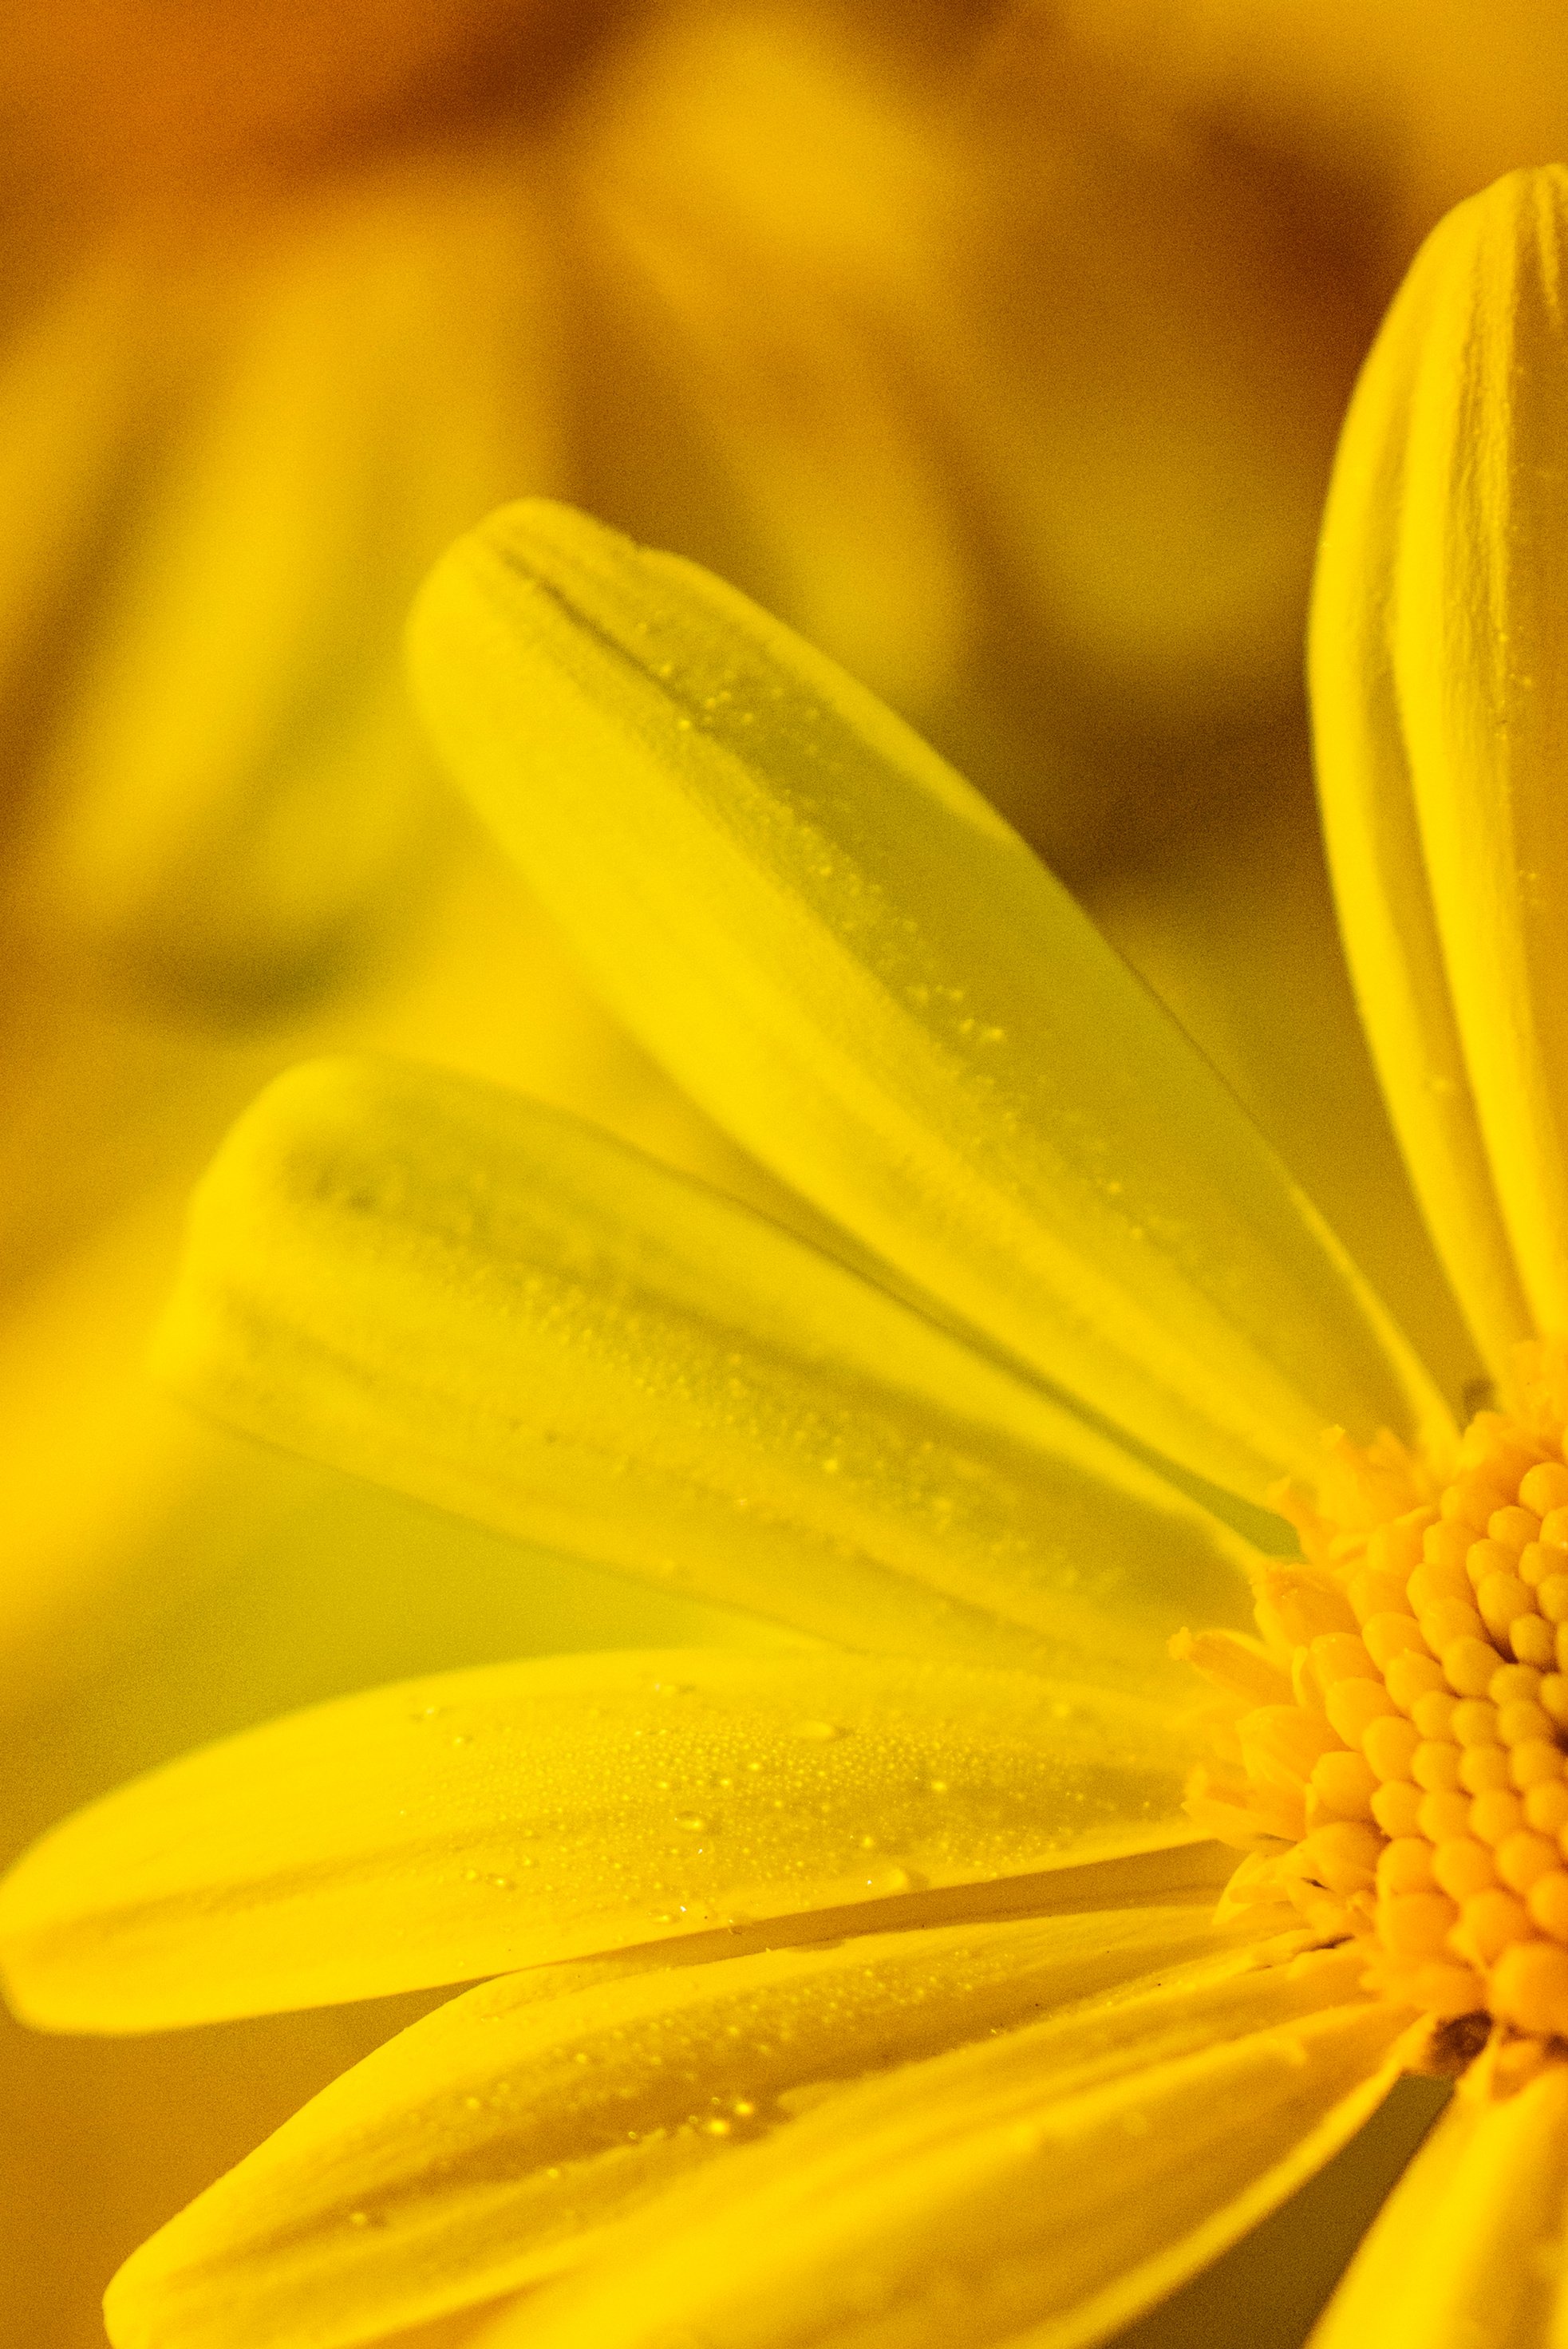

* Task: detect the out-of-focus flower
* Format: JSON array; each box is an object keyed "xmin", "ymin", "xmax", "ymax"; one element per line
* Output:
[
  {"xmin": 552, "ymin": 0, "xmax": 1392, "ymax": 868},
  {"xmin": 1059, "ymin": 0, "xmax": 1568, "ymax": 270},
  {"xmin": 14, "ymin": 164, "xmax": 1568, "ymax": 2336}
]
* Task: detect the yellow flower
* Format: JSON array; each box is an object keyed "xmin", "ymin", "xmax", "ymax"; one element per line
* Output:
[
  {"xmin": 5, "ymin": 19, "xmax": 1458, "ymax": 2341},
  {"xmin": 14, "ymin": 156, "xmax": 1568, "ymax": 2349},
  {"xmin": 0, "ymin": 2, "xmax": 1357, "ymax": 1644}
]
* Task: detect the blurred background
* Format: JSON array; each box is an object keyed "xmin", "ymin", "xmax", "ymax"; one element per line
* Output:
[{"xmin": 1, "ymin": 4, "xmax": 1562, "ymax": 2343}]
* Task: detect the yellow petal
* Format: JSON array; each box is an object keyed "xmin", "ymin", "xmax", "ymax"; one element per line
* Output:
[
  {"xmin": 153, "ymin": 1055, "xmax": 1256, "ymax": 1684},
  {"xmin": 407, "ymin": 499, "xmax": 1448, "ymax": 1501},
  {"xmin": 0, "ymin": 1650, "xmax": 1202, "ymax": 2031},
  {"xmin": 104, "ymin": 1905, "xmax": 1228, "ymax": 2349},
  {"xmin": 1083, "ymin": 751, "xmax": 1484, "ymax": 1415},
  {"xmin": 1312, "ymin": 168, "xmax": 1568, "ymax": 1365},
  {"xmin": 468, "ymin": 1948, "xmax": 1406, "ymax": 2349},
  {"xmin": 1309, "ymin": 2063, "xmax": 1568, "ymax": 2349},
  {"xmin": 24, "ymin": 159, "xmax": 561, "ymax": 993}
]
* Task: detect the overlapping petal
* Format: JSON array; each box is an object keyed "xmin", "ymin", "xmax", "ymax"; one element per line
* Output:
[
  {"xmin": 104, "ymin": 1905, "xmax": 1232, "ymax": 2349},
  {"xmin": 406, "ymin": 500, "xmax": 1450, "ymax": 1503},
  {"xmin": 464, "ymin": 1948, "xmax": 1407, "ymax": 2349},
  {"xmin": 1309, "ymin": 2063, "xmax": 1568, "ymax": 2349},
  {"xmin": 152, "ymin": 1054, "xmax": 1256, "ymax": 1684},
  {"xmin": 32, "ymin": 128, "xmax": 1568, "ymax": 2345},
  {"xmin": 0, "ymin": 1650, "xmax": 1203, "ymax": 2032},
  {"xmin": 1313, "ymin": 166, "xmax": 1568, "ymax": 1374},
  {"xmin": 1082, "ymin": 748, "xmax": 1484, "ymax": 1408}
]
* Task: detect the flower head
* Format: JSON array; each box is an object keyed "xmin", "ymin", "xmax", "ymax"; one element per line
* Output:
[{"xmin": 12, "ymin": 160, "xmax": 1568, "ymax": 2349}]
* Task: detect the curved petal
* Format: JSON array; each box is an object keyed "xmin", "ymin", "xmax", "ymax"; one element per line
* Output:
[
  {"xmin": 152, "ymin": 1056, "xmax": 1255, "ymax": 1688},
  {"xmin": 468, "ymin": 1949, "xmax": 1407, "ymax": 2349},
  {"xmin": 1309, "ymin": 2063, "xmax": 1568, "ymax": 2349},
  {"xmin": 1312, "ymin": 168, "xmax": 1568, "ymax": 1367},
  {"xmin": 0, "ymin": 1650, "xmax": 1203, "ymax": 2031},
  {"xmin": 1082, "ymin": 760, "xmax": 1484, "ymax": 1414},
  {"xmin": 104, "ymin": 1906, "xmax": 1229, "ymax": 2349},
  {"xmin": 406, "ymin": 500, "xmax": 1449, "ymax": 1501}
]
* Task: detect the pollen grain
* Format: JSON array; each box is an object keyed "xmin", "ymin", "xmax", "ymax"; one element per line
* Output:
[{"xmin": 1180, "ymin": 1341, "xmax": 1568, "ymax": 2050}]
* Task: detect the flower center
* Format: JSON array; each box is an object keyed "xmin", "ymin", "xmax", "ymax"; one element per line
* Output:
[{"xmin": 1182, "ymin": 1343, "xmax": 1568, "ymax": 2047}]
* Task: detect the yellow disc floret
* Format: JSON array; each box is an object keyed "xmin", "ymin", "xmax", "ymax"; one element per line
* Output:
[{"xmin": 1180, "ymin": 1341, "xmax": 1568, "ymax": 2049}]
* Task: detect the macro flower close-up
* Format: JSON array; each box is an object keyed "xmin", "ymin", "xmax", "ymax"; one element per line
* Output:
[
  {"xmin": 20, "ymin": 7, "xmax": 1396, "ymax": 2327},
  {"xmin": 11, "ymin": 151, "xmax": 1568, "ymax": 2349}
]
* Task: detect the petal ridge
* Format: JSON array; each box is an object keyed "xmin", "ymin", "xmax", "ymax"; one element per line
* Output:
[
  {"xmin": 153, "ymin": 1055, "xmax": 1258, "ymax": 1685},
  {"xmin": 409, "ymin": 500, "xmax": 1451, "ymax": 1496},
  {"xmin": 0, "ymin": 1650, "xmax": 1203, "ymax": 2031}
]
